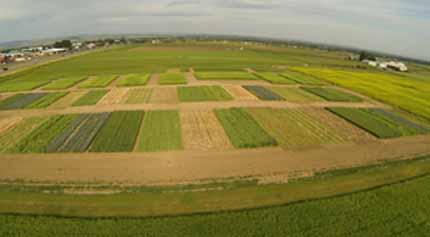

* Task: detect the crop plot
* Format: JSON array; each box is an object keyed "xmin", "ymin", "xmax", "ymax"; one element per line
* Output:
[
  {"xmin": 195, "ymin": 71, "xmax": 257, "ymax": 80},
  {"xmin": 269, "ymin": 87, "xmax": 323, "ymax": 103},
  {"xmin": 0, "ymin": 117, "xmax": 23, "ymax": 135},
  {"xmin": 0, "ymin": 80, "xmax": 51, "ymax": 93},
  {"xmin": 223, "ymin": 85, "xmax": 258, "ymax": 101},
  {"xmin": 117, "ymin": 74, "xmax": 150, "ymax": 87},
  {"xmin": 215, "ymin": 108, "xmax": 277, "ymax": 148},
  {"xmin": 242, "ymin": 85, "xmax": 284, "ymax": 101},
  {"xmin": 42, "ymin": 76, "xmax": 87, "ymax": 90},
  {"xmin": 47, "ymin": 113, "xmax": 110, "ymax": 153},
  {"xmin": 303, "ymin": 87, "xmax": 363, "ymax": 102},
  {"xmin": 328, "ymin": 108, "xmax": 425, "ymax": 139},
  {"xmin": 78, "ymin": 75, "xmax": 117, "ymax": 88},
  {"xmin": 247, "ymin": 108, "xmax": 345, "ymax": 149},
  {"xmin": 177, "ymin": 85, "xmax": 233, "ymax": 102},
  {"xmin": 123, "ymin": 88, "xmax": 153, "ymax": 104},
  {"xmin": 72, "ymin": 90, "xmax": 108, "ymax": 107},
  {"xmin": 281, "ymin": 70, "xmax": 324, "ymax": 85},
  {"xmin": 0, "ymin": 116, "xmax": 47, "ymax": 153},
  {"xmin": 98, "ymin": 88, "xmax": 129, "ymax": 105},
  {"xmin": 48, "ymin": 91, "xmax": 87, "ymax": 109},
  {"xmin": 180, "ymin": 110, "xmax": 232, "ymax": 151},
  {"xmin": 159, "ymin": 73, "xmax": 187, "ymax": 85},
  {"xmin": 0, "ymin": 93, "xmax": 47, "ymax": 110},
  {"xmin": 25, "ymin": 92, "xmax": 69, "ymax": 109},
  {"xmin": 137, "ymin": 110, "xmax": 183, "ymax": 152},
  {"xmin": 150, "ymin": 87, "xmax": 178, "ymax": 104},
  {"xmin": 257, "ymin": 72, "xmax": 297, "ymax": 84},
  {"xmin": 9, "ymin": 115, "xmax": 79, "ymax": 153},
  {"xmin": 90, "ymin": 111, "xmax": 144, "ymax": 152}
]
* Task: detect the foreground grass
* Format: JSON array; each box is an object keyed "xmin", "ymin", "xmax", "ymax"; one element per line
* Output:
[{"xmin": 1, "ymin": 157, "xmax": 430, "ymax": 236}]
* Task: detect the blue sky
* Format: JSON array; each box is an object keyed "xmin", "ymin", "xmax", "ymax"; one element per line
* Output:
[{"xmin": 1, "ymin": 0, "xmax": 429, "ymax": 60}]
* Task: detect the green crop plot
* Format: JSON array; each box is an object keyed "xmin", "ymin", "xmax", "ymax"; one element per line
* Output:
[
  {"xmin": 242, "ymin": 85, "xmax": 284, "ymax": 101},
  {"xmin": 303, "ymin": 87, "xmax": 363, "ymax": 102},
  {"xmin": 177, "ymin": 85, "xmax": 233, "ymax": 102},
  {"xmin": 215, "ymin": 108, "xmax": 277, "ymax": 148},
  {"xmin": 195, "ymin": 71, "xmax": 257, "ymax": 80},
  {"xmin": 72, "ymin": 90, "xmax": 108, "ymax": 106},
  {"xmin": 256, "ymin": 72, "xmax": 296, "ymax": 84},
  {"xmin": 293, "ymin": 67, "xmax": 430, "ymax": 120},
  {"xmin": 328, "ymin": 108, "xmax": 424, "ymax": 138},
  {"xmin": 137, "ymin": 110, "xmax": 183, "ymax": 152},
  {"xmin": 269, "ymin": 87, "xmax": 323, "ymax": 102},
  {"xmin": 281, "ymin": 70, "xmax": 324, "ymax": 85},
  {"xmin": 124, "ymin": 88, "xmax": 153, "ymax": 104},
  {"xmin": 90, "ymin": 111, "xmax": 144, "ymax": 152},
  {"xmin": 0, "ymin": 93, "xmax": 47, "ymax": 110},
  {"xmin": 25, "ymin": 92, "xmax": 68, "ymax": 109},
  {"xmin": 78, "ymin": 75, "xmax": 117, "ymax": 88},
  {"xmin": 159, "ymin": 73, "xmax": 187, "ymax": 85},
  {"xmin": 9, "ymin": 115, "xmax": 79, "ymax": 153},
  {"xmin": 248, "ymin": 108, "xmax": 345, "ymax": 149},
  {"xmin": 0, "ymin": 80, "xmax": 51, "ymax": 93},
  {"xmin": 42, "ymin": 76, "xmax": 87, "ymax": 90},
  {"xmin": 117, "ymin": 74, "xmax": 150, "ymax": 87},
  {"xmin": 0, "ymin": 117, "xmax": 47, "ymax": 153}
]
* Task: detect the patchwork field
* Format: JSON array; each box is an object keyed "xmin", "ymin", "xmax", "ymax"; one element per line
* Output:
[
  {"xmin": 150, "ymin": 87, "xmax": 179, "ymax": 104},
  {"xmin": 269, "ymin": 87, "xmax": 323, "ymax": 102},
  {"xmin": 0, "ymin": 116, "xmax": 47, "ymax": 152},
  {"xmin": 137, "ymin": 110, "xmax": 183, "ymax": 152},
  {"xmin": 48, "ymin": 91, "xmax": 87, "ymax": 108},
  {"xmin": 257, "ymin": 72, "xmax": 297, "ymax": 84},
  {"xmin": 195, "ymin": 71, "xmax": 257, "ymax": 80},
  {"xmin": 72, "ymin": 90, "xmax": 108, "ymax": 106},
  {"xmin": 0, "ymin": 93, "xmax": 47, "ymax": 110},
  {"xmin": 303, "ymin": 87, "xmax": 363, "ymax": 102},
  {"xmin": 159, "ymin": 73, "xmax": 187, "ymax": 85},
  {"xmin": 215, "ymin": 108, "xmax": 277, "ymax": 148},
  {"xmin": 42, "ymin": 76, "xmax": 87, "ymax": 90},
  {"xmin": 98, "ymin": 88, "xmax": 129, "ymax": 105},
  {"xmin": 177, "ymin": 85, "xmax": 233, "ymax": 102},
  {"xmin": 79, "ymin": 75, "xmax": 117, "ymax": 88},
  {"xmin": 123, "ymin": 88, "xmax": 153, "ymax": 104},
  {"xmin": 25, "ymin": 92, "xmax": 69, "ymax": 109},
  {"xmin": 281, "ymin": 70, "xmax": 325, "ymax": 85},
  {"xmin": 117, "ymin": 74, "xmax": 150, "ymax": 87},
  {"xmin": 223, "ymin": 85, "xmax": 258, "ymax": 101},
  {"xmin": 243, "ymin": 85, "xmax": 284, "ymax": 101}
]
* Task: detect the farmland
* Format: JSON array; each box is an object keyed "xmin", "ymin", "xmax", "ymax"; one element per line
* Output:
[
  {"xmin": 90, "ymin": 111, "xmax": 144, "ymax": 152},
  {"xmin": 78, "ymin": 75, "xmax": 117, "ymax": 88},
  {"xmin": 215, "ymin": 108, "xmax": 277, "ymax": 148},
  {"xmin": 0, "ymin": 42, "xmax": 429, "ymax": 235},
  {"xmin": 177, "ymin": 85, "xmax": 233, "ymax": 102},
  {"xmin": 72, "ymin": 89, "xmax": 108, "ymax": 106},
  {"xmin": 242, "ymin": 85, "xmax": 284, "ymax": 101},
  {"xmin": 159, "ymin": 73, "xmax": 187, "ymax": 85},
  {"xmin": 117, "ymin": 74, "xmax": 150, "ymax": 87}
]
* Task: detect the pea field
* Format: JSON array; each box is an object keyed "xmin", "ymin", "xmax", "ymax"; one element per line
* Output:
[{"xmin": 0, "ymin": 42, "xmax": 429, "ymax": 235}]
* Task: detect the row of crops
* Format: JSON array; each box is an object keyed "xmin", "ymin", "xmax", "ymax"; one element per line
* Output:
[{"xmin": 0, "ymin": 107, "xmax": 427, "ymax": 154}]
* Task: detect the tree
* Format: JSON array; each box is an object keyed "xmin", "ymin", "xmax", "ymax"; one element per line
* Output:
[
  {"xmin": 359, "ymin": 51, "xmax": 376, "ymax": 61},
  {"xmin": 53, "ymin": 40, "xmax": 72, "ymax": 49}
]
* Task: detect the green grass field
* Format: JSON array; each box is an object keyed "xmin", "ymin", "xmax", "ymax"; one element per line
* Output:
[
  {"xmin": 242, "ymin": 85, "xmax": 284, "ymax": 101},
  {"xmin": 269, "ymin": 87, "xmax": 323, "ymax": 102},
  {"xmin": 1, "ymin": 156, "xmax": 430, "ymax": 236},
  {"xmin": 42, "ymin": 76, "xmax": 87, "ymax": 90},
  {"xmin": 117, "ymin": 74, "xmax": 150, "ymax": 87},
  {"xmin": 303, "ymin": 87, "xmax": 363, "ymax": 102},
  {"xmin": 78, "ymin": 75, "xmax": 117, "ymax": 88},
  {"xmin": 137, "ymin": 110, "xmax": 183, "ymax": 152},
  {"xmin": 90, "ymin": 111, "xmax": 144, "ymax": 152},
  {"xmin": 177, "ymin": 85, "xmax": 233, "ymax": 102},
  {"xmin": 195, "ymin": 71, "xmax": 257, "ymax": 80},
  {"xmin": 328, "ymin": 108, "xmax": 424, "ymax": 138},
  {"xmin": 215, "ymin": 108, "xmax": 277, "ymax": 148},
  {"xmin": 159, "ymin": 73, "xmax": 187, "ymax": 85},
  {"xmin": 256, "ymin": 72, "xmax": 297, "ymax": 84},
  {"xmin": 72, "ymin": 90, "xmax": 108, "ymax": 106}
]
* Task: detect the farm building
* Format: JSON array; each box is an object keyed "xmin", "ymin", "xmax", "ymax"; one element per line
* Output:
[
  {"xmin": 386, "ymin": 61, "xmax": 408, "ymax": 72},
  {"xmin": 43, "ymin": 48, "xmax": 67, "ymax": 55}
]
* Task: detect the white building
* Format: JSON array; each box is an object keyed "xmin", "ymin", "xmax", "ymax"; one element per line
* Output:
[
  {"xmin": 386, "ymin": 61, "xmax": 408, "ymax": 72},
  {"xmin": 43, "ymin": 48, "xmax": 67, "ymax": 55}
]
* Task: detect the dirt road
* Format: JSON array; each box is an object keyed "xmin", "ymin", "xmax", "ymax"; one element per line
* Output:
[{"xmin": 1, "ymin": 135, "xmax": 429, "ymax": 185}]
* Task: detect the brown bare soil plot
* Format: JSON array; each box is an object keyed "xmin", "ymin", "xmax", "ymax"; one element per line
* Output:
[
  {"xmin": 98, "ymin": 88, "xmax": 129, "ymax": 105},
  {"xmin": 48, "ymin": 91, "xmax": 87, "ymax": 109},
  {"xmin": 0, "ymin": 116, "xmax": 22, "ymax": 135},
  {"xmin": 305, "ymin": 108, "xmax": 376, "ymax": 143},
  {"xmin": 150, "ymin": 87, "xmax": 179, "ymax": 104},
  {"xmin": 224, "ymin": 85, "xmax": 258, "ymax": 101},
  {"xmin": 181, "ymin": 110, "xmax": 232, "ymax": 151}
]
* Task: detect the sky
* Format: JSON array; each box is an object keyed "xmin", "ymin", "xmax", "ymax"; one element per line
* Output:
[{"xmin": 1, "ymin": 0, "xmax": 429, "ymax": 60}]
